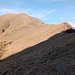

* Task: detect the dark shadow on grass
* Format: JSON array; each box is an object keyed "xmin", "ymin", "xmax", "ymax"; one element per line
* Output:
[
  {"xmin": 0, "ymin": 29, "xmax": 75, "ymax": 75},
  {"xmin": 65, "ymin": 28, "xmax": 75, "ymax": 33}
]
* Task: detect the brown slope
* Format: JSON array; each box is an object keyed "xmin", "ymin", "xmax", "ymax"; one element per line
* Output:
[
  {"xmin": 0, "ymin": 13, "xmax": 73, "ymax": 60},
  {"xmin": 0, "ymin": 13, "xmax": 54, "ymax": 59},
  {"xmin": 0, "ymin": 29, "xmax": 75, "ymax": 75}
]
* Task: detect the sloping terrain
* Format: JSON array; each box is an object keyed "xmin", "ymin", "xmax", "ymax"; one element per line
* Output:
[
  {"xmin": 0, "ymin": 13, "xmax": 73, "ymax": 60},
  {"xmin": 0, "ymin": 13, "xmax": 75, "ymax": 75},
  {"xmin": 0, "ymin": 29, "xmax": 75, "ymax": 75}
]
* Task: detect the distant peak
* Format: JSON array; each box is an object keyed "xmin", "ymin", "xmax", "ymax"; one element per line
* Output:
[
  {"xmin": 62, "ymin": 22, "xmax": 70, "ymax": 25},
  {"xmin": 60, "ymin": 22, "xmax": 73, "ymax": 29},
  {"xmin": 18, "ymin": 13, "xmax": 30, "ymax": 16},
  {"xmin": 18, "ymin": 13, "xmax": 25, "ymax": 15},
  {"xmin": 3, "ymin": 13, "xmax": 28, "ymax": 16},
  {"xmin": 19, "ymin": 13, "xmax": 25, "ymax": 14}
]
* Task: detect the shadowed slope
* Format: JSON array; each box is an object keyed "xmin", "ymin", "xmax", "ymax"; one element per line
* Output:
[{"xmin": 0, "ymin": 29, "xmax": 75, "ymax": 75}]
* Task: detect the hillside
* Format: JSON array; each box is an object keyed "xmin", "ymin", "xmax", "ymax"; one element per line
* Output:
[{"xmin": 0, "ymin": 13, "xmax": 75, "ymax": 75}]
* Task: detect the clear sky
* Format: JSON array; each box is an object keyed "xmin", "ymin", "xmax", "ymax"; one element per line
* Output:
[{"xmin": 0, "ymin": 0, "xmax": 75, "ymax": 27}]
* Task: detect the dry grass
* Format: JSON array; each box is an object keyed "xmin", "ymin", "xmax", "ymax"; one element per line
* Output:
[{"xmin": 0, "ymin": 41, "xmax": 13, "ymax": 58}]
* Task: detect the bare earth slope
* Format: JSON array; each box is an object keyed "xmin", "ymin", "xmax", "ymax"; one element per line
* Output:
[{"xmin": 0, "ymin": 13, "xmax": 75, "ymax": 75}]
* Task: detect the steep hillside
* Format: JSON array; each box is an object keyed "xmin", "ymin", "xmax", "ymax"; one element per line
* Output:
[
  {"xmin": 0, "ymin": 13, "xmax": 55, "ymax": 59},
  {"xmin": 0, "ymin": 13, "xmax": 74, "ymax": 60},
  {"xmin": 0, "ymin": 29, "xmax": 75, "ymax": 75},
  {"xmin": 0, "ymin": 13, "xmax": 75, "ymax": 75}
]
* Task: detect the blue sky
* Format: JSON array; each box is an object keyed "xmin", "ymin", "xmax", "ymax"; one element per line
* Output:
[{"xmin": 0, "ymin": 0, "xmax": 75, "ymax": 27}]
